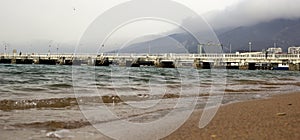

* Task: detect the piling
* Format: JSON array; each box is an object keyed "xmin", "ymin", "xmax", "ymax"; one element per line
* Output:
[
  {"xmin": 38, "ymin": 58, "xmax": 57, "ymax": 65},
  {"xmin": 16, "ymin": 59, "xmax": 34, "ymax": 64},
  {"xmin": 289, "ymin": 63, "xmax": 300, "ymax": 71},
  {"xmin": 95, "ymin": 57, "xmax": 110, "ymax": 66}
]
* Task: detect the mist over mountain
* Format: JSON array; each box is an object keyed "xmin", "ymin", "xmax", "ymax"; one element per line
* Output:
[
  {"xmin": 121, "ymin": 18, "xmax": 300, "ymax": 53},
  {"xmin": 219, "ymin": 18, "xmax": 300, "ymax": 52},
  {"xmin": 117, "ymin": 33, "xmax": 198, "ymax": 53},
  {"xmin": 119, "ymin": 0, "xmax": 300, "ymax": 54}
]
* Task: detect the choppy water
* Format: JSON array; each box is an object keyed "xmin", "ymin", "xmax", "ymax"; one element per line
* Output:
[
  {"xmin": 0, "ymin": 64, "xmax": 300, "ymax": 139},
  {"xmin": 1, "ymin": 64, "xmax": 299, "ymax": 100}
]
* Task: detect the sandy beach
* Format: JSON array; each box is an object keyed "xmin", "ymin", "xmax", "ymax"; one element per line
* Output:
[
  {"xmin": 164, "ymin": 92, "xmax": 300, "ymax": 140},
  {"xmin": 1, "ymin": 92, "xmax": 300, "ymax": 140}
]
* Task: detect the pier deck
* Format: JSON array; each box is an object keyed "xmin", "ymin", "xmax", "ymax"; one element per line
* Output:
[{"xmin": 1, "ymin": 53, "xmax": 300, "ymax": 70}]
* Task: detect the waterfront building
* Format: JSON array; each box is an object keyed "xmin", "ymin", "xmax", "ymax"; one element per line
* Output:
[
  {"xmin": 288, "ymin": 46, "xmax": 300, "ymax": 54},
  {"xmin": 267, "ymin": 47, "xmax": 283, "ymax": 54}
]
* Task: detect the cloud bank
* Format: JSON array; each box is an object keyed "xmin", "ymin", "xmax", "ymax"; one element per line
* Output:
[{"xmin": 204, "ymin": 0, "xmax": 300, "ymax": 29}]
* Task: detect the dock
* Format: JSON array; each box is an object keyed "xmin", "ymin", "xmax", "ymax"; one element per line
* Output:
[{"xmin": 0, "ymin": 53, "xmax": 300, "ymax": 71}]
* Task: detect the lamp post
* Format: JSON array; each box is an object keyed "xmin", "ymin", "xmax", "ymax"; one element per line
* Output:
[
  {"xmin": 3, "ymin": 42, "xmax": 8, "ymax": 56},
  {"xmin": 56, "ymin": 48, "xmax": 59, "ymax": 56},
  {"xmin": 198, "ymin": 44, "xmax": 203, "ymax": 55},
  {"xmin": 101, "ymin": 44, "xmax": 105, "ymax": 56},
  {"xmin": 148, "ymin": 42, "xmax": 150, "ymax": 54},
  {"xmin": 4, "ymin": 44, "xmax": 7, "ymax": 56},
  {"xmin": 249, "ymin": 42, "xmax": 252, "ymax": 52},
  {"xmin": 48, "ymin": 44, "xmax": 51, "ymax": 56}
]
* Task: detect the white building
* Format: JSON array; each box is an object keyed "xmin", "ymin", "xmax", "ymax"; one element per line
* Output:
[
  {"xmin": 267, "ymin": 47, "xmax": 282, "ymax": 54},
  {"xmin": 288, "ymin": 46, "xmax": 300, "ymax": 54}
]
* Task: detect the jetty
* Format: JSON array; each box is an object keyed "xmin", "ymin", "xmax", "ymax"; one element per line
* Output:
[{"xmin": 0, "ymin": 52, "xmax": 300, "ymax": 71}]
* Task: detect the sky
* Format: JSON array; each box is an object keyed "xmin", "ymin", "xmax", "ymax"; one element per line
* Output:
[
  {"xmin": 0, "ymin": 0, "xmax": 239, "ymax": 53},
  {"xmin": 205, "ymin": 0, "xmax": 300, "ymax": 29},
  {"xmin": 0, "ymin": 0, "xmax": 299, "ymax": 53}
]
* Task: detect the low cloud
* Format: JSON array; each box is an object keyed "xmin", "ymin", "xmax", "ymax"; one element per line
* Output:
[{"xmin": 204, "ymin": 0, "xmax": 300, "ymax": 29}]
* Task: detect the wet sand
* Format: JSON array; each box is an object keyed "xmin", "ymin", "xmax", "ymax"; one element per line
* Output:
[
  {"xmin": 164, "ymin": 92, "xmax": 300, "ymax": 140},
  {"xmin": 1, "ymin": 92, "xmax": 300, "ymax": 139}
]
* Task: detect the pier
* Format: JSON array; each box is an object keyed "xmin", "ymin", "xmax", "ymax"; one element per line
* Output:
[{"xmin": 1, "ymin": 53, "xmax": 300, "ymax": 71}]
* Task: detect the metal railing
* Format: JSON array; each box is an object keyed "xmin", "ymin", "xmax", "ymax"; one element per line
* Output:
[{"xmin": 1, "ymin": 53, "xmax": 300, "ymax": 60}]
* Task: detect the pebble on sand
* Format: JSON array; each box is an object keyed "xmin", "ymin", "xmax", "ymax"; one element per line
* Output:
[
  {"xmin": 276, "ymin": 112, "xmax": 287, "ymax": 116},
  {"xmin": 211, "ymin": 134, "xmax": 217, "ymax": 138}
]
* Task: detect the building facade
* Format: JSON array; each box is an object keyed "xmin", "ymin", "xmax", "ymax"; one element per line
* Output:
[
  {"xmin": 267, "ymin": 47, "xmax": 283, "ymax": 54},
  {"xmin": 288, "ymin": 46, "xmax": 300, "ymax": 54}
]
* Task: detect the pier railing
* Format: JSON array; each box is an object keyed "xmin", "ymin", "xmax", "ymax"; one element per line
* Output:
[
  {"xmin": 1, "ymin": 53, "xmax": 300, "ymax": 70},
  {"xmin": 1, "ymin": 53, "xmax": 300, "ymax": 60}
]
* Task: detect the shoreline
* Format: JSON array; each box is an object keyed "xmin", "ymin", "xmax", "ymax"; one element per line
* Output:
[
  {"xmin": 1, "ymin": 91, "xmax": 299, "ymax": 139},
  {"xmin": 163, "ymin": 92, "xmax": 300, "ymax": 140}
]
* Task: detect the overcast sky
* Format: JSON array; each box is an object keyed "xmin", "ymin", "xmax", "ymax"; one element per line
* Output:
[
  {"xmin": 205, "ymin": 0, "xmax": 300, "ymax": 30},
  {"xmin": 0, "ymin": 0, "xmax": 239, "ymax": 53},
  {"xmin": 0, "ymin": 0, "xmax": 299, "ymax": 53}
]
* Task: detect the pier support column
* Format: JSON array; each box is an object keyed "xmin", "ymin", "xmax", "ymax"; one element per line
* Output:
[
  {"xmin": 239, "ymin": 63, "xmax": 249, "ymax": 70},
  {"xmin": 87, "ymin": 57, "xmax": 94, "ymax": 66},
  {"xmin": 193, "ymin": 59, "xmax": 202, "ymax": 69},
  {"xmin": 11, "ymin": 59, "xmax": 16, "ymax": 64},
  {"xmin": 202, "ymin": 62, "xmax": 211, "ymax": 69},
  {"xmin": 0, "ymin": 58, "xmax": 11, "ymax": 64},
  {"xmin": 248, "ymin": 63, "xmax": 256, "ymax": 70},
  {"xmin": 289, "ymin": 63, "xmax": 300, "ymax": 71},
  {"xmin": 38, "ymin": 58, "xmax": 57, "ymax": 65},
  {"xmin": 95, "ymin": 57, "xmax": 110, "ymax": 66},
  {"xmin": 16, "ymin": 58, "xmax": 34, "ymax": 64},
  {"xmin": 155, "ymin": 59, "xmax": 175, "ymax": 68}
]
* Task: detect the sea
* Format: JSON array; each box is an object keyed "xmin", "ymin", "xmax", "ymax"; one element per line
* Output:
[{"xmin": 0, "ymin": 64, "xmax": 299, "ymax": 139}]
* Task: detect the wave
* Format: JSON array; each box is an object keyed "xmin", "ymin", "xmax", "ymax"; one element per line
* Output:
[
  {"xmin": 0, "ymin": 98, "xmax": 78, "ymax": 111},
  {"xmin": 46, "ymin": 83, "xmax": 73, "ymax": 88},
  {"xmin": 232, "ymin": 79, "xmax": 300, "ymax": 86},
  {"xmin": 0, "ymin": 93, "xmax": 184, "ymax": 111},
  {"xmin": 225, "ymin": 88, "xmax": 265, "ymax": 93},
  {"xmin": 13, "ymin": 120, "xmax": 91, "ymax": 131}
]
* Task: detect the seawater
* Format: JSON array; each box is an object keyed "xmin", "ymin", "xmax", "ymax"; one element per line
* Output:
[
  {"xmin": 0, "ymin": 64, "xmax": 299, "ymax": 100},
  {"xmin": 0, "ymin": 64, "xmax": 299, "ymax": 139}
]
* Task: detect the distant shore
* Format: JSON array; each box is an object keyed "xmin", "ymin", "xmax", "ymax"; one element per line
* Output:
[{"xmin": 164, "ymin": 92, "xmax": 300, "ymax": 140}]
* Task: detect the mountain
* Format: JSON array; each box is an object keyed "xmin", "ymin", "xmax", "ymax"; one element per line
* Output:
[
  {"xmin": 119, "ymin": 18, "xmax": 300, "ymax": 53},
  {"xmin": 118, "ymin": 33, "xmax": 199, "ymax": 53},
  {"xmin": 218, "ymin": 19, "xmax": 300, "ymax": 52}
]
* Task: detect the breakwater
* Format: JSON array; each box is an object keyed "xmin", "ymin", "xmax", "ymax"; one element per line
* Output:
[{"xmin": 1, "ymin": 53, "xmax": 300, "ymax": 70}]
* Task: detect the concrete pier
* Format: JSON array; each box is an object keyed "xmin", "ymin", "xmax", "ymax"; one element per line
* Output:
[{"xmin": 0, "ymin": 53, "xmax": 300, "ymax": 71}]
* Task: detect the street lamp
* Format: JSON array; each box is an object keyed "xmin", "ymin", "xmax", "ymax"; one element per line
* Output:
[
  {"xmin": 48, "ymin": 44, "xmax": 51, "ymax": 56},
  {"xmin": 198, "ymin": 44, "xmax": 203, "ymax": 55},
  {"xmin": 249, "ymin": 42, "xmax": 252, "ymax": 52},
  {"xmin": 57, "ymin": 48, "xmax": 59, "ymax": 56},
  {"xmin": 4, "ymin": 44, "xmax": 7, "ymax": 56}
]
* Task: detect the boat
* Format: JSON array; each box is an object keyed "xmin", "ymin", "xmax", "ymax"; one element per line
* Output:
[{"xmin": 273, "ymin": 64, "xmax": 289, "ymax": 70}]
